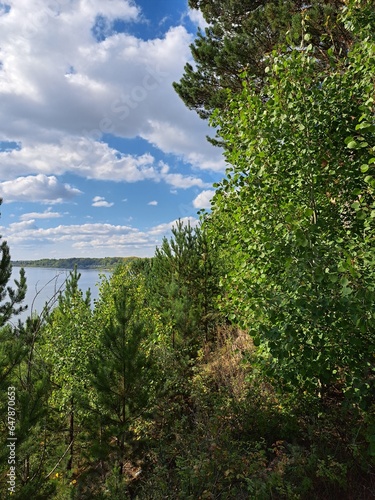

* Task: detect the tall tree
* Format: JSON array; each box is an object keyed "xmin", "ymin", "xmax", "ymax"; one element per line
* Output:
[
  {"xmin": 9, "ymin": 317, "xmax": 55, "ymax": 499},
  {"xmin": 174, "ymin": 0, "xmax": 352, "ymax": 123},
  {"xmin": 0, "ymin": 200, "xmax": 54, "ymax": 497},
  {"xmin": 205, "ymin": 1, "xmax": 375, "ymax": 402},
  {"xmin": 89, "ymin": 266, "xmax": 155, "ymax": 486}
]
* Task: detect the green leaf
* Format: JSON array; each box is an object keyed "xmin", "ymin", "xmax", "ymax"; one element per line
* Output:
[
  {"xmin": 329, "ymin": 273, "xmax": 338, "ymax": 283},
  {"xmin": 341, "ymin": 285, "xmax": 353, "ymax": 296},
  {"xmin": 340, "ymin": 277, "xmax": 349, "ymax": 287},
  {"xmin": 253, "ymin": 336, "xmax": 261, "ymax": 347},
  {"xmin": 345, "ymin": 136, "xmax": 354, "ymax": 145},
  {"xmin": 351, "ymin": 201, "xmax": 361, "ymax": 210},
  {"xmin": 355, "ymin": 121, "xmax": 374, "ymax": 131}
]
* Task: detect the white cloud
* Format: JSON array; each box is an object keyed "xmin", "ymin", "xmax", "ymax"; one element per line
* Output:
[
  {"xmin": 157, "ymin": 161, "xmax": 210, "ymax": 189},
  {"xmin": 0, "ymin": 175, "xmax": 82, "ymax": 203},
  {"xmin": 148, "ymin": 200, "xmax": 158, "ymax": 206},
  {"xmin": 188, "ymin": 9, "xmax": 209, "ymax": 30},
  {"xmin": 81, "ymin": 0, "xmax": 140, "ymax": 21},
  {"xmin": 0, "ymin": 1, "xmax": 225, "ymax": 173},
  {"xmin": 141, "ymin": 120, "xmax": 226, "ymax": 172},
  {"xmin": 0, "ymin": 1, "xmax": 221, "ymax": 261},
  {"xmin": 8, "ymin": 219, "xmax": 38, "ymax": 232},
  {"xmin": 193, "ymin": 189, "xmax": 215, "ymax": 209},
  {"xmin": 163, "ymin": 172, "xmax": 209, "ymax": 189},
  {"xmin": 0, "ymin": 217, "xmax": 199, "ymax": 259},
  {"xmin": 0, "ymin": 139, "xmax": 157, "ymax": 182},
  {"xmin": 20, "ymin": 208, "xmax": 63, "ymax": 221},
  {"xmin": 0, "ymin": 140, "xmax": 209, "ymax": 189},
  {"xmin": 92, "ymin": 196, "xmax": 114, "ymax": 208},
  {"xmin": 149, "ymin": 216, "xmax": 199, "ymax": 236},
  {"xmin": 2, "ymin": 222, "xmax": 151, "ymax": 256}
]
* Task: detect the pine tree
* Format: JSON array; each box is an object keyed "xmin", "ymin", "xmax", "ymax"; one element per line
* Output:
[
  {"xmin": 0, "ymin": 198, "xmax": 27, "ymax": 327},
  {"xmin": 10, "ymin": 316, "xmax": 55, "ymax": 499},
  {"xmin": 174, "ymin": 0, "xmax": 352, "ymax": 122},
  {"xmin": 0, "ymin": 200, "xmax": 55, "ymax": 497},
  {"xmin": 150, "ymin": 220, "xmax": 220, "ymax": 351},
  {"xmin": 89, "ymin": 279, "xmax": 152, "ymax": 478}
]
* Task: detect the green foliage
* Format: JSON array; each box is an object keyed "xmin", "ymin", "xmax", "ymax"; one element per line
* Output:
[
  {"xmin": 12, "ymin": 256, "xmax": 137, "ymax": 270},
  {"xmin": 39, "ymin": 267, "xmax": 95, "ymax": 480},
  {"xmin": 174, "ymin": 0, "xmax": 353, "ymax": 122},
  {"xmin": 4, "ymin": 5, "xmax": 375, "ymax": 496},
  {"xmin": 91, "ymin": 284, "xmax": 151, "ymax": 443},
  {"xmin": 150, "ymin": 219, "xmax": 220, "ymax": 352},
  {"xmin": 206, "ymin": 8, "xmax": 375, "ymax": 403},
  {"xmin": 0, "ymin": 316, "xmax": 57, "ymax": 499},
  {"xmin": 42, "ymin": 267, "xmax": 94, "ymax": 412},
  {"xmin": 0, "ymin": 199, "xmax": 27, "ymax": 327},
  {"xmin": 80, "ymin": 265, "xmax": 158, "ymax": 495}
]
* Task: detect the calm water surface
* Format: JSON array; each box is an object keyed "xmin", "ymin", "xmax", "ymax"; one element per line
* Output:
[{"xmin": 10, "ymin": 267, "xmax": 111, "ymax": 323}]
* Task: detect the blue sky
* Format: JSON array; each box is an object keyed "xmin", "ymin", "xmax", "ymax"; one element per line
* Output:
[{"xmin": 0, "ymin": 0, "xmax": 224, "ymax": 259}]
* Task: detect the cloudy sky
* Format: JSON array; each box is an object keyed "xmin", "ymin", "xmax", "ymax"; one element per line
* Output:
[{"xmin": 0, "ymin": 0, "xmax": 223, "ymax": 260}]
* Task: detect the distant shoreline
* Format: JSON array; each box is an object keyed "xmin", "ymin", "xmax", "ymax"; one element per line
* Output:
[{"xmin": 11, "ymin": 257, "xmax": 139, "ymax": 270}]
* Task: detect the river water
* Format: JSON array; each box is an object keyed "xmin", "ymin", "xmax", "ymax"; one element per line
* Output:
[{"xmin": 9, "ymin": 267, "xmax": 111, "ymax": 324}]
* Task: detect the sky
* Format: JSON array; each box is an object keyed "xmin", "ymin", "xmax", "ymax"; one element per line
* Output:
[{"xmin": 0, "ymin": 0, "xmax": 224, "ymax": 260}]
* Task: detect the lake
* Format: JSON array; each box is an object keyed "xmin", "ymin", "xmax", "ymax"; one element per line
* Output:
[{"xmin": 9, "ymin": 267, "xmax": 111, "ymax": 324}]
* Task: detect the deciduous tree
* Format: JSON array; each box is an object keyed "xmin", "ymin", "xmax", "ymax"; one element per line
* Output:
[{"xmin": 206, "ymin": 1, "xmax": 375, "ymax": 403}]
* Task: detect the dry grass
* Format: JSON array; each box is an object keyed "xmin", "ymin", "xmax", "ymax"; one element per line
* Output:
[{"xmin": 198, "ymin": 325, "xmax": 255, "ymax": 400}]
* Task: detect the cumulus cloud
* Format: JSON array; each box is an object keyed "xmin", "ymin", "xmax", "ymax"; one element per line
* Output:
[
  {"xmin": 8, "ymin": 219, "xmax": 38, "ymax": 232},
  {"xmin": 188, "ymin": 9, "xmax": 209, "ymax": 30},
  {"xmin": 0, "ymin": 139, "xmax": 156, "ymax": 182},
  {"xmin": 160, "ymin": 161, "xmax": 210, "ymax": 189},
  {"xmin": 0, "ymin": 140, "xmax": 209, "ymax": 188},
  {"xmin": 0, "ymin": 0, "xmax": 224, "ymax": 172},
  {"xmin": 149, "ymin": 216, "xmax": 199, "ymax": 236},
  {"xmin": 92, "ymin": 196, "xmax": 114, "ymax": 208},
  {"xmin": 0, "ymin": 175, "xmax": 82, "ymax": 203},
  {"xmin": 0, "ymin": 217, "xmax": 199, "ymax": 259},
  {"xmin": 193, "ymin": 189, "xmax": 215, "ymax": 209},
  {"xmin": 148, "ymin": 200, "xmax": 158, "ymax": 206},
  {"xmin": 20, "ymin": 208, "xmax": 63, "ymax": 221},
  {"xmin": 2, "ymin": 221, "xmax": 149, "ymax": 255},
  {"xmin": 0, "ymin": 1, "xmax": 221, "ymax": 260},
  {"xmin": 141, "ymin": 120, "xmax": 225, "ymax": 172}
]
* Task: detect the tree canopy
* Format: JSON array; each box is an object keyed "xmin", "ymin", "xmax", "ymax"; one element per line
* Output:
[
  {"xmin": 204, "ymin": 0, "xmax": 375, "ymax": 401},
  {"xmin": 174, "ymin": 0, "xmax": 352, "ymax": 122},
  {"xmin": 1, "ymin": 2, "xmax": 375, "ymax": 497}
]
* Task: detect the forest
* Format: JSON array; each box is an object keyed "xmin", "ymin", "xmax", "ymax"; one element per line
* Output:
[
  {"xmin": 11, "ymin": 258, "xmax": 135, "ymax": 270},
  {"xmin": 1, "ymin": 0, "xmax": 375, "ymax": 498}
]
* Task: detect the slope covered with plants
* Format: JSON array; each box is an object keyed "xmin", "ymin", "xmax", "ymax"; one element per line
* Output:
[{"xmin": 1, "ymin": 1, "xmax": 375, "ymax": 498}]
